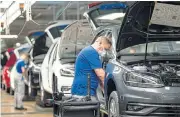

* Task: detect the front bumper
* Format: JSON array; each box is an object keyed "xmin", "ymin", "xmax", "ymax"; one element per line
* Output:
[
  {"xmin": 119, "ymin": 85, "xmax": 180, "ymax": 116},
  {"xmin": 57, "ymin": 75, "xmax": 73, "ymax": 96}
]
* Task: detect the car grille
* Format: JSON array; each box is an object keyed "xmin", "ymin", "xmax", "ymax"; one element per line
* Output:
[
  {"xmin": 126, "ymin": 103, "xmax": 180, "ymax": 117},
  {"xmin": 150, "ymin": 106, "xmax": 180, "ymax": 116},
  {"xmin": 164, "ymin": 77, "xmax": 180, "ymax": 87}
]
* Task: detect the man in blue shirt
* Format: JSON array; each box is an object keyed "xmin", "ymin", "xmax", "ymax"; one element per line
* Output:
[
  {"xmin": 13, "ymin": 53, "xmax": 29, "ymax": 110},
  {"xmin": 71, "ymin": 36, "xmax": 112, "ymax": 99}
]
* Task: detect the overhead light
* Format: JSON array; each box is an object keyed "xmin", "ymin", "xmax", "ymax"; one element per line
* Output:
[
  {"xmin": 97, "ymin": 13, "xmax": 125, "ymax": 20},
  {"xmin": 0, "ymin": 35, "xmax": 18, "ymax": 39},
  {"xmin": 19, "ymin": 3, "xmax": 24, "ymax": 16}
]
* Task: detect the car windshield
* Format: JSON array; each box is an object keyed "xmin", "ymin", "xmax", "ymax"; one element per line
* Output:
[
  {"xmin": 120, "ymin": 41, "xmax": 180, "ymax": 56},
  {"xmin": 49, "ymin": 25, "xmax": 68, "ymax": 39},
  {"xmin": 89, "ymin": 5, "xmax": 126, "ymax": 28}
]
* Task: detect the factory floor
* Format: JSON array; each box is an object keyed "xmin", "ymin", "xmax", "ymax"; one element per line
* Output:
[{"xmin": 1, "ymin": 89, "xmax": 53, "ymax": 117}]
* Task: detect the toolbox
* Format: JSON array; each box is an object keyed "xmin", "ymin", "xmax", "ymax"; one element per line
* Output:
[{"xmin": 53, "ymin": 73, "xmax": 100, "ymax": 117}]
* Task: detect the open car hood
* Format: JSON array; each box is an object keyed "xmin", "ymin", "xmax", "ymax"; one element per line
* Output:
[
  {"xmin": 84, "ymin": 2, "xmax": 180, "ymax": 51},
  {"xmin": 59, "ymin": 20, "xmax": 94, "ymax": 59},
  {"xmin": 116, "ymin": 1, "xmax": 180, "ymax": 51}
]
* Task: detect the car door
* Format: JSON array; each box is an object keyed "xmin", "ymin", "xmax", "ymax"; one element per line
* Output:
[
  {"xmin": 48, "ymin": 43, "xmax": 58, "ymax": 88},
  {"xmin": 41, "ymin": 42, "xmax": 57, "ymax": 90}
]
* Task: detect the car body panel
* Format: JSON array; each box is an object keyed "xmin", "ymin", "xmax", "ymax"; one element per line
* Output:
[
  {"xmin": 41, "ymin": 20, "xmax": 94, "ymax": 95},
  {"xmin": 85, "ymin": 1, "xmax": 180, "ymax": 116}
]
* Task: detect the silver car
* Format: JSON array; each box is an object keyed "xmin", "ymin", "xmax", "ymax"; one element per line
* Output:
[{"xmin": 85, "ymin": 1, "xmax": 180, "ymax": 117}]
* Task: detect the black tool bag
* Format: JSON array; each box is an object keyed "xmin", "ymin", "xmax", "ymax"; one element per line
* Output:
[{"xmin": 53, "ymin": 73, "xmax": 100, "ymax": 117}]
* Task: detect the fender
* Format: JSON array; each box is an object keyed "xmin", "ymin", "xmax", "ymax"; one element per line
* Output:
[{"xmin": 104, "ymin": 63, "xmax": 119, "ymax": 108}]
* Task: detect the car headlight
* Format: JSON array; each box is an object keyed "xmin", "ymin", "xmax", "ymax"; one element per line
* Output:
[
  {"xmin": 61, "ymin": 86, "xmax": 71, "ymax": 92},
  {"xmin": 123, "ymin": 72, "xmax": 164, "ymax": 88},
  {"xmin": 60, "ymin": 68, "xmax": 74, "ymax": 77}
]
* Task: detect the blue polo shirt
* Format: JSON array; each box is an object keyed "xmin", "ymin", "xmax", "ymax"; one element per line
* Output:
[
  {"xmin": 16, "ymin": 59, "xmax": 26, "ymax": 74},
  {"xmin": 71, "ymin": 46, "xmax": 102, "ymax": 96}
]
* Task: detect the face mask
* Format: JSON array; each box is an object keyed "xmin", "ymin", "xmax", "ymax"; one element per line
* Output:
[
  {"xmin": 99, "ymin": 49, "xmax": 106, "ymax": 56},
  {"xmin": 24, "ymin": 59, "xmax": 29, "ymax": 64}
]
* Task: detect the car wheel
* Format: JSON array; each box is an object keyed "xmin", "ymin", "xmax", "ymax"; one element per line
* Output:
[
  {"xmin": 108, "ymin": 91, "xmax": 120, "ymax": 117},
  {"xmin": 36, "ymin": 80, "xmax": 52, "ymax": 107},
  {"xmin": 10, "ymin": 87, "xmax": 14, "ymax": 95},
  {"xmin": 28, "ymin": 73, "xmax": 38, "ymax": 97}
]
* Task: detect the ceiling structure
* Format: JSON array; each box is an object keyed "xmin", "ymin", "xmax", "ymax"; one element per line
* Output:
[{"xmin": 0, "ymin": 1, "xmax": 95, "ymax": 50}]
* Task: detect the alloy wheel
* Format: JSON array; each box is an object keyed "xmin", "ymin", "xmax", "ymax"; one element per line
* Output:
[{"xmin": 109, "ymin": 99, "xmax": 117, "ymax": 117}]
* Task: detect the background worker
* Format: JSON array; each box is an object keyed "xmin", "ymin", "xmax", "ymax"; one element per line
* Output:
[
  {"xmin": 71, "ymin": 36, "xmax": 112, "ymax": 100},
  {"xmin": 13, "ymin": 53, "xmax": 29, "ymax": 110}
]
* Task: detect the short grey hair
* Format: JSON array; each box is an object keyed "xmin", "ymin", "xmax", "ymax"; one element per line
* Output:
[{"xmin": 96, "ymin": 36, "xmax": 112, "ymax": 46}]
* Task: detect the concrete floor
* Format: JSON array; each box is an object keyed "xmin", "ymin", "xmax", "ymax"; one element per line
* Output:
[{"xmin": 1, "ymin": 89, "xmax": 53, "ymax": 117}]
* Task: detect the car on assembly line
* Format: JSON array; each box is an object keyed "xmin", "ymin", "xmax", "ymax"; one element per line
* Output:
[
  {"xmin": 83, "ymin": 1, "xmax": 180, "ymax": 117},
  {"xmin": 26, "ymin": 22, "xmax": 71, "ymax": 97},
  {"xmin": 37, "ymin": 20, "xmax": 94, "ymax": 107}
]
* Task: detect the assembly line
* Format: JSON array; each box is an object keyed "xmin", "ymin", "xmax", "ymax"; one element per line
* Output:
[{"xmin": 1, "ymin": 1, "xmax": 180, "ymax": 117}]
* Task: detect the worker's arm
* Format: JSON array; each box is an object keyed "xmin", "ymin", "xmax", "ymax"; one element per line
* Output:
[
  {"xmin": 21, "ymin": 65, "xmax": 28, "ymax": 79},
  {"xmin": 21, "ymin": 67, "xmax": 26, "ymax": 77},
  {"xmin": 94, "ymin": 68, "xmax": 105, "ymax": 92},
  {"xmin": 86, "ymin": 53, "xmax": 105, "ymax": 91}
]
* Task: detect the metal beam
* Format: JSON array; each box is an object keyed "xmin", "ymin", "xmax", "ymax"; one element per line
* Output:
[
  {"xmin": 0, "ymin": 1, "xmax": 36, "ymax": 29},
  {"xmin": 0, "ymin": 35, "xmax": 18, "ymax": 39}
]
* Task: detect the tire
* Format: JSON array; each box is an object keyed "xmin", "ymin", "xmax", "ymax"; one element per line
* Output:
[
  {"xmin": 25, "ymin": 84, "xmax": 29, "ymax": 96},
  {"xmin": 28, "ymin": 79, "xmax": 37, "ymax": 97},
  {"xmin": 10, "ymin": 87, "xmax": 14, "ymax": 95},
  {"xmin": 108, "ymin": 91, "xmax": 120, "ymax": 117},
  {"xmin": 36, "ymin": 76, "xmax": 52, "ymax": 107}
]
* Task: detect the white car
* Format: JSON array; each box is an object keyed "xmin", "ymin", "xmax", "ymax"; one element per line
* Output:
[
  {"xmin": 38, "ymin": 20, "xmax": 94, "ymax": 107},
  {"xmin": 9, "ymin": 43, "xmax": 31, "ymax": 95},
  {"xmin": 26, "ymin": 22, "xmax": 73, "ymax": 98},
  {"xmin": 26, "ymin": 20, "xmax": 74, "ymax": 46}
]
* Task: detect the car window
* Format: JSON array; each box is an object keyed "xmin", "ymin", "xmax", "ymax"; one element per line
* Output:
[
  {"xmin": 88, "ymin": 2, "xmax": 127, "ymax": 28},
  {"xmin": 53, "ymin": 44, "xmax": 58, "ymax": 61},
  {"xmin": 48, "ymin": 43, "xmax": 58, "ymax": 63},
  {"xmin": 49, "ymin": 44, "xmax": 58, "ymax": 66},
  {"xmin": 45, "ymin": 34, "xmax": 52, "ymax": 48},
  {"xmin": 49, "ymin": 25, "xmax": 68, "ymax": 39}
]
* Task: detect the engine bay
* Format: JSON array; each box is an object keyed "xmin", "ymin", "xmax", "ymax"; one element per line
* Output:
[{"xmin": 130, "ymin": 61, "xmax": 180, "ymax": 87}]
